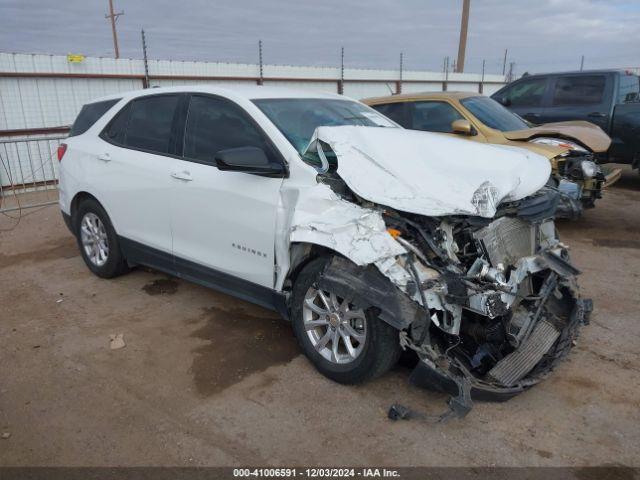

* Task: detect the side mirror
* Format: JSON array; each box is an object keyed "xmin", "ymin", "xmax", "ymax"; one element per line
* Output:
[
  {"xmin": 451, "ymin": 119, "xmax": 474, "ymax": 136},
  {"xmin": 215, "ymin": 147, "xmax": 285, "ymax": 177}
]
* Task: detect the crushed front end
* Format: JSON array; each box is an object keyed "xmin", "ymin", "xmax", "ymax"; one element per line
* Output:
[
  {"xmin": 552, "ymin": 151, "xmax": 605, "ymax": 218},
  {"xmin": 381, "ymin": 187, "xmax": 592, "ymax": 417}
]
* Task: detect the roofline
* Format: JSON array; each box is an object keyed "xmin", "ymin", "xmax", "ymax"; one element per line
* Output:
[
  {"xmin": 519, "ymin": 69, "xmax": 635, "ymax": 78},
  {"xmin": 362, "ymin": 90, "xmax": 481, "ymax": 104},
  {"xmin": 86, "ymin": 84, "xmax": 349, "ymax": 104}
]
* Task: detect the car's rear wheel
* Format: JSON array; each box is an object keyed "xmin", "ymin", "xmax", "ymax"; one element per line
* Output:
[
  {"xmin": 75, "ymin": 198, "xmax": 128, "ymax": 278},
  {"xmin": 291, "ymin": 256, "xmax": 401, "ymax": 384}
]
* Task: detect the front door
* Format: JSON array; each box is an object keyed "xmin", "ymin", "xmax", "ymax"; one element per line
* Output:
[{"xmin": 170, "ymin": 94, "xmax": 285, "ymax": 289}]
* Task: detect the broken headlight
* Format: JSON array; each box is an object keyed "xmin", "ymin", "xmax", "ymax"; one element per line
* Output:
[
  {"xmin": 580, "ymin": 160, "xmax": 598, "ymax": 178},
  {"xmin": 530, "ymin": 137, "xmax": 588, "ymax": 153}
]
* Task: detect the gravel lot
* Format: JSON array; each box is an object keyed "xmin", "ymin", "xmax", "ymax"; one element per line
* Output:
[{"xmin": 0, "ymin": 166, "xmax": 638, "ymax": 467}]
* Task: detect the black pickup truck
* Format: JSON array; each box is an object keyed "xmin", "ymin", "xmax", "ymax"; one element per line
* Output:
[{"xmin": 492, "ymin": 70, "xmax": 640, "ymax": 170}]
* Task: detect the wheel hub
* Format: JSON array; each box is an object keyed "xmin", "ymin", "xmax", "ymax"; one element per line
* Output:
[
  {"xmin": 302, "ymin": 286, "xmax": 367, "ymax": 365},
  {"xmin": 80, "ymin": 212, "xmax": 109, "ymax": 267}
]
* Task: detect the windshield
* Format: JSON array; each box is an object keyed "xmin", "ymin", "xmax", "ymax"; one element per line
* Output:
[
  {"xmin": 253, "ymin": 98, "xmax": 396, "ymax": 154},
  {"xmin": 461, "ymin": 96, "xmax": 529, "ymax": 132}
]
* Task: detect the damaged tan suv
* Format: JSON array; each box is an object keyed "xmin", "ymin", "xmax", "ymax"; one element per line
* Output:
[
  {"xmin": 59, "ymin": 86, "xmax": 591, "ymax": 418},
  {"xmin": 364, "ymin": 91, "xmax": 620, "ymax": 219}
]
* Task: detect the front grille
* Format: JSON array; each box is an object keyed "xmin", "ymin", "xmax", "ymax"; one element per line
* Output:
[{"xmin": 473, "ymin": 217, "xmax": 535, "ymax": 267}]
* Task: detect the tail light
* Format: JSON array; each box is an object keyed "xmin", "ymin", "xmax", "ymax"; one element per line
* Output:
[{"xmin": 57, "ymin": 143, "xmax": 67, "ymax": 162}]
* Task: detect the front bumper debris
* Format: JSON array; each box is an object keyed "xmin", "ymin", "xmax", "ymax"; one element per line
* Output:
[{"xmin": 409, "ymin": 297, "xmax": 592, "ymax": 416}]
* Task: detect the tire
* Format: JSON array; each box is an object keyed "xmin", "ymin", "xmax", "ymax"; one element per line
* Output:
[
  {"xmin": 75, "ymin": 198, "xmax": 129, "ymax": 279},
  {"xmin": 291, "ymin": 256, "xmax": 402, "ymax": 385}
]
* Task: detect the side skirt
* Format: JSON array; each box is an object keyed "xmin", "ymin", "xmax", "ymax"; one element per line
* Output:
[{"xmin": 118, "ymin": 236, "xmax": 289, "ymax": 319}]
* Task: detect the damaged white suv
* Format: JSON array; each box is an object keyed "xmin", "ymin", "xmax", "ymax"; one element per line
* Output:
[{"xmin": 59, "ymin": 86, "xmax": 591, "ymax": 416}]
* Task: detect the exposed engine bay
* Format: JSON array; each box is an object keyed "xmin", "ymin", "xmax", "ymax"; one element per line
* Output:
[{"xmin": 294, "ymin": 126, "xmax": 593, "ymax": 418}]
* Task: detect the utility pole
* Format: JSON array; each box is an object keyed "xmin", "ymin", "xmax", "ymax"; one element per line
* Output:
[
  {"xmin": 580, "ymin": 55, "xmax": 585, "ymax": 71},
  {"xmin": 443, "ymin": 56, "xmax": 450, "ymax": 91},
  {"xmin": 502, "ymin": 48, "xmax": 508, "ymax": 76},
  {"xmin": 338, "ymin": 46, "xmax": 345, "ymax": 94},
  {"xmin": 105, "ymin": 0, "xmax": 124, "ymax": 59},
  {"xmin": 507, "ymin": 61, "xmax": 515, "ymax": 83},
  {"xmin": 258, "ymin": 40, "xmax": 264, "ymax": 85},
  {"xmin": 397, "ymin": 52, "xmax": 403, "ymax": 94},
  {"xmin": 141, "ymin": 29, "xmax": 149, "ymax": 88},
  {"xmin": 455, "ymin": 0, "xmax": 470, "ymax": 73},
  {"xmin": 479, "ymin": 59, "xmax": 485, "ymax": 93}
]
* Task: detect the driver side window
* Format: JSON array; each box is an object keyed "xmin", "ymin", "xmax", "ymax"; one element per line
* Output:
[
  {"xmin": 408, "ymin": 101, "xmax": 464, "ymax": 133},
  {"xmin": 183, "ymin": 95, "xmax": 277, "ymax": 164},
  {"xmin": 503, "ymin": 78, "xmax": 548, "ymax": 107}
]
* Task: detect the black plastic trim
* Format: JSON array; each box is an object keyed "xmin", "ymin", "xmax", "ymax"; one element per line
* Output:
[
  {"xmin": 118, "ymin": 236, "xmax": 289, "ymax": 318},
  {"xmin": 61, "ymin": 211, "xmax": 74, "ymax": 235}
]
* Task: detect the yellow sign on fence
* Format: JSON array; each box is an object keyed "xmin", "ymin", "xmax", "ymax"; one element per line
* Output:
[{"xmin": 66, "ymin": 54, "xmax": 85, "ymax": 63}]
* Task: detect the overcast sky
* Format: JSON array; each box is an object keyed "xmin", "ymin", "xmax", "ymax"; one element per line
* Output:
[{"xmin": 0, "ymin": 0, "xmax": 638, "ymax": 75}]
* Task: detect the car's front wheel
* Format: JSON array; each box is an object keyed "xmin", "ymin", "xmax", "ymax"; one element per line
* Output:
[
  {"xmin": 291, "ymin": 257, "xmax": 401, "ymax": 384},
  {"xmin": 75, "ymin": 198, "xmax": 129, "ymax": 279}
]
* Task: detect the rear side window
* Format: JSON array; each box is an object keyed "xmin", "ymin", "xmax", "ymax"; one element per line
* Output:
[
  {"xmin": 618, "ymin": 74, "xmax": 639, "ymax": 103},
  {"xmin": 183, "ymin": 95, "xmax": 277, "ymax": 164},
  {"xmin": 102, "ymin": 103, "xmax": 131, "ymax": 145},
  {"xmin": 553, "ymin": 75, "xmax": 606, "ymax": 106},
  {"xmin": 69, "ymin": 99, "xmax": 120, "ymax": 137},
  {"xmin": 124, "ymin": 95, "xmax": 180, "ymax": 154},
  {"xmin": 409, "ymin": 101, "xmax": 464, "ymax": 133},
  {"xmin": 371, "ymin": 103, "xmax": 407, "ymax": 127}
]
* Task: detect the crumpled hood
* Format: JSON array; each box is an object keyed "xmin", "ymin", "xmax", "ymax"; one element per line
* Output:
[
  {"xmin": 503, "ymin": 121, "xmax": 611, "ymax": 153},
  {"xmin": 307, "ymin": 126, "xmax": 551, "ymax": 218}
]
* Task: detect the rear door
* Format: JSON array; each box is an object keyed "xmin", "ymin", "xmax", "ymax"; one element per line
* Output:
[
  {"xmin": 95, "ymin": 94, "xmax": 181, "ymax": 256},
  {"xmin": 493, "ymin": 76, "xmax": 550, "ymax": 124},
  {"xmin": 545, "ymin": 73, "xmax": 612, "ymax": 129},
  {"xmin": 169, "ymin": 94, "xmax": 285, "ymax": 289}
]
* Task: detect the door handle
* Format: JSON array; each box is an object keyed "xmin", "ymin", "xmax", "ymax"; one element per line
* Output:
[
  {"xmin": 171, "ymin": 171, "xmax": 193, "ymax": 181},
  {"xmin": 525, "ymin": 112, "xmax": 540, "ymax": 118},
  {"xmin": 97, "ymin": 153, "xmax": 111, "ymax": 162},
  {"xmin": 588, "ymin": 112, "xmax": 607, "ymax": 118}
]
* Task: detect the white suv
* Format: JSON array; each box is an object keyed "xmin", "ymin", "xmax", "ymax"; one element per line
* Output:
[{"xmin": 59, "ymin": 86, "xmax": 591, "ymax": 416}]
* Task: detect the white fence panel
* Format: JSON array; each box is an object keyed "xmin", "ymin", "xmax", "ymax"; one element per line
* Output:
[{"xmin": 0, "ymin": 53, "xmax": 507, "ymax": 133}]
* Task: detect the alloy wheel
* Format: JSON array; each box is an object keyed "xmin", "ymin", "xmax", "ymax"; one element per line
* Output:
[
  {"xmin": 80, "ymin": 212, "xmax": 109, "ymax": 267},
  {"xmin": 302, "ymin": 286, "xmax": 367, "ymax": 364}
]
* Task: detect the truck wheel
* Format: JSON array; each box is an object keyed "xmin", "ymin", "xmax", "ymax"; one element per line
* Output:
[
  {"xmin": 75, "ymin": 198, "xmax": 129, "ymax": 279},
  {"xmin": 291, "ymin": 256, "xmax": 402, "ymax": 384}
]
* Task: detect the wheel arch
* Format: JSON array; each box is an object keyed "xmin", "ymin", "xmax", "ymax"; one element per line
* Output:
[
  {"xmin": 283, "ymin": 242, "xmax": 338, "ymax": 293},
  {"xmin": 69, "ymin": 192, "xmax": 110, "ymax": 233}
]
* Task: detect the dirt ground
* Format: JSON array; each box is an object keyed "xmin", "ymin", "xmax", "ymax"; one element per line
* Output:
[{"xmin": 0, "ymin": 166, "xmax": 638, "ymax": 467}]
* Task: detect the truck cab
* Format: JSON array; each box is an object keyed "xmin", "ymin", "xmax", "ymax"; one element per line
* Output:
[{"xmin": 492, "ymin": 70, "xmax": 640, "ymax": 168}]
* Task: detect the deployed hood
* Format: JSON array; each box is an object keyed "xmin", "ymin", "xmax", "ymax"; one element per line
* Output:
[
  {"xmin": 503, "ymin": 121, "xmax": 611, "ymax": 153},
  {"xmin": 307, "ymin": 126, "xmax": 551, "ymax": 218}
]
